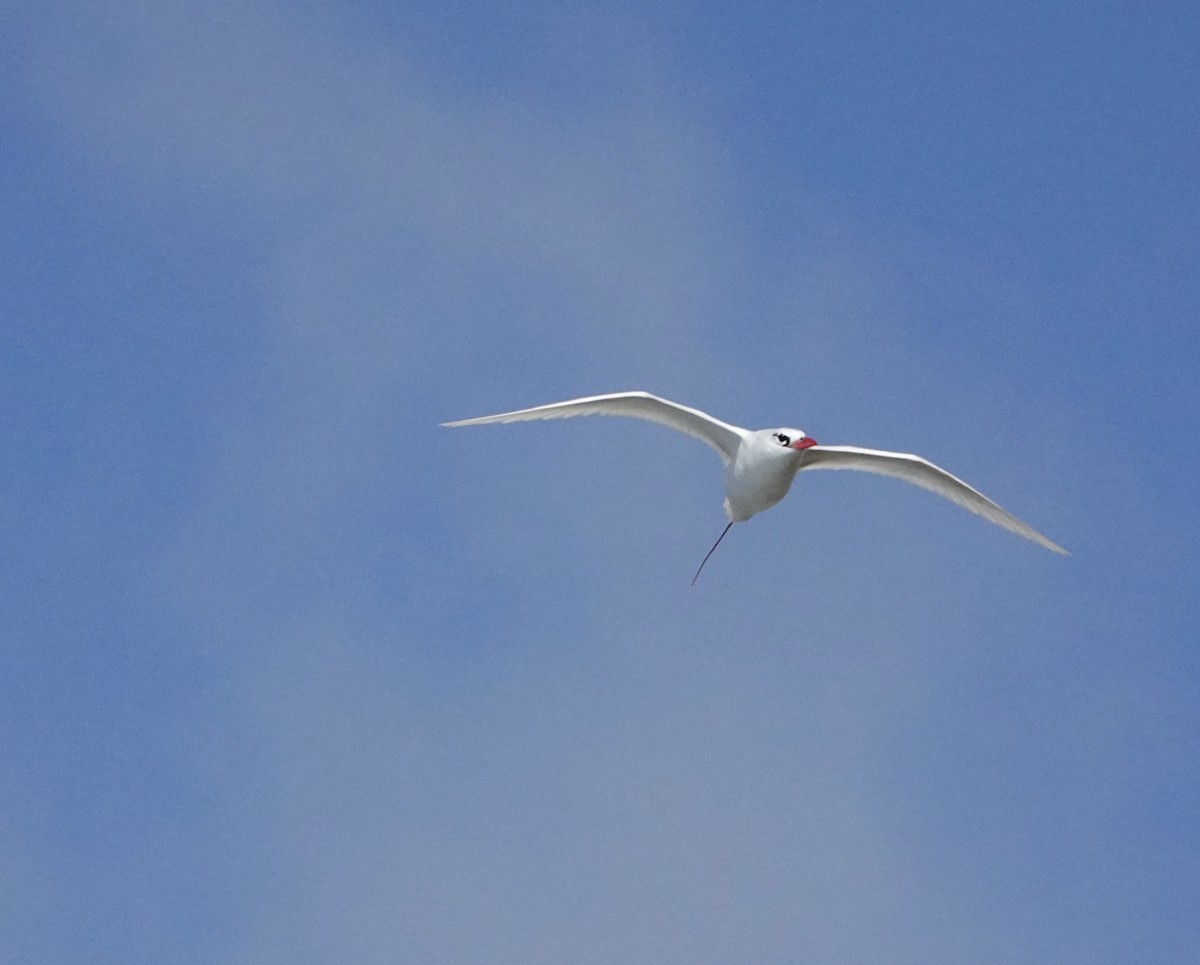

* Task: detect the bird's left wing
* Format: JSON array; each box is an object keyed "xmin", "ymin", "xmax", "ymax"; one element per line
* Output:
[
  {"xmin": 799, "ymin": 445, "xmax": 1067, "ymax": 554},
  {"xmin": 441, "ymin": 391, "xmax": 745, "ymax": 464}
]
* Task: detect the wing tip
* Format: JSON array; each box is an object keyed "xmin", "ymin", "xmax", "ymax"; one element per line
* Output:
[{"xmin": 1025, "ymin": 529, "xmax": 1069, "ymax": 555}]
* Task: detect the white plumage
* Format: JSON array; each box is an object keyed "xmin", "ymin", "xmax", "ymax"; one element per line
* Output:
[{"xmin": 443, "ymin": 391, "xmax": 1067, "ymax": 566}]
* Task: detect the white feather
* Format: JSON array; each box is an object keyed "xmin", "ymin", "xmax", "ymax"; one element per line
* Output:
[{"xmin": 444, "ymin": 391, "xmax": 1067, "ymax": 558}]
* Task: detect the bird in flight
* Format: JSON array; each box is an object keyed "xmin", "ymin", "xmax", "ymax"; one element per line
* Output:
[{"xmin": 442, "ymin": 391, "xmax": 1067, "ymax": 581}]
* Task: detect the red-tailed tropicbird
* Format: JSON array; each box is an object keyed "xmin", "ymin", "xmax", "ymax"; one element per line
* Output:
[{"xmin": 442, "ymin": 391, "xmax": 1067, "ymax": 581}]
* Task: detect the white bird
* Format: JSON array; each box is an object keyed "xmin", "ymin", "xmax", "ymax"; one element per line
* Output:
[{"xmin": 442, "ymin": 391, "xmax": 1067, "ymax": 580}]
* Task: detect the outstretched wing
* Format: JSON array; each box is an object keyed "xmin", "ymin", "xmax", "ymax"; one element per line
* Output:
[
  {"xmin": 800, "ymin": 445, "xmax": 1067, "ymax": 554},
  {"xmin": 442, "ymin": 391, "xmax": 746, "ymax": 465}
]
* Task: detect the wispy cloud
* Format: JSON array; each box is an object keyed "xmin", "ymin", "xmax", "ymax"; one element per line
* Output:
[{"xmin": 12, "ymin": 1, "xmax": 1192, "ymax": 962}]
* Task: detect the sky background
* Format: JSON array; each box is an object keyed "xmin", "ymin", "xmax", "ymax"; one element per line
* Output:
[{"xmin": 3, "ymin": 1, "xmax": 1198, "ymax": 962}]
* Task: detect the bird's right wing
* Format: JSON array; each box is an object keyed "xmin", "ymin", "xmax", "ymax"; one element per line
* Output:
[
  {"xmin": 441, "ymin": 391, "xmax": 746, "ymax": 464},
  {"xmin": 799, "ymin": 445, "xmax": 1068, "ymax": 554}
]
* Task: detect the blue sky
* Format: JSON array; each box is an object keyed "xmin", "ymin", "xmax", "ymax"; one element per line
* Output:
[{"xmin": 3, "ymin": 1, "xmax": 1198, "ymax": 961}]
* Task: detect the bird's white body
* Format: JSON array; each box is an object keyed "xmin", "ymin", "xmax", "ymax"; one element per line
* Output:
[
  {"xmin": 722, "ymin": 428, "xmax": 805, "ymax": 522},
  {"xmin": 442, "ymin": 391, "xmax": 1067, "ymax": 559}
]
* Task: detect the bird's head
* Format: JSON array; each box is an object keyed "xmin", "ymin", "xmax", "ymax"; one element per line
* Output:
[{"xmin": 766, "ymin": 429, "xmax": 818, "ymax": 452}]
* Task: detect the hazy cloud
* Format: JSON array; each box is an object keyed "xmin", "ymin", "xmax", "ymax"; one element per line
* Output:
[{"xmin": 9, "ymin": 1, "xmax": 1196, "ymax": 962}]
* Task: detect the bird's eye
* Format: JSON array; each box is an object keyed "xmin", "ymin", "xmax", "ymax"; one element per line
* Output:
[{"xmin": 776, "ymin": 433, "xmax": 790, "ymax": 446}]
